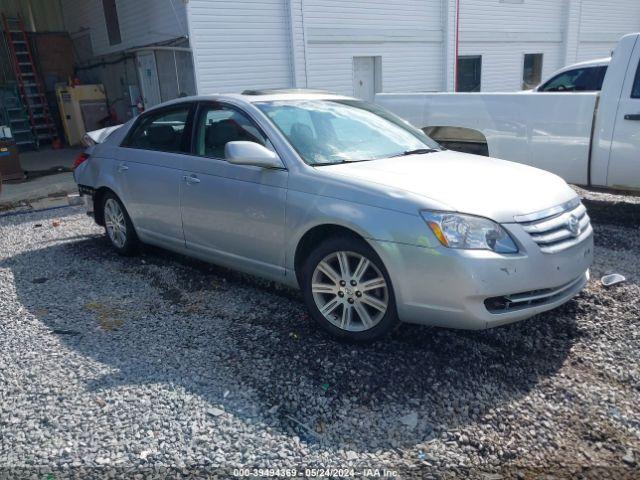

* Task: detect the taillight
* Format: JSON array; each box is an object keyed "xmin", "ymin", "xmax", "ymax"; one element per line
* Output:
[{"xmin": 73, "ymin": 152, "xmax": 90, "ymax": 169}]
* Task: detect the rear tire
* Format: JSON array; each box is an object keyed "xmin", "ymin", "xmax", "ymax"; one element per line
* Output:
[
  {"xmin": 301, "ymin": 236, "xmax": 399, "ymax": 343},
  {"xmin": 101, "ymin": 192, "xmax": 138, "ymax": 256}
]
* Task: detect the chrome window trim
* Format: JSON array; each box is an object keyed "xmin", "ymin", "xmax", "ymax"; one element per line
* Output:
[{"xmin": 513, "ymin": 197, "xmax": 581, "ymax": 223}]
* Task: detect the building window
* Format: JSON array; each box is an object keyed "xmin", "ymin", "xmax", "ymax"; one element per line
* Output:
[
  {"xmin": 457, "ymin": 56, "xmax": 481, "ymax": 92},
  {"xmin": 523, "ymin": 53, "xmax": 543, "ymax": 89},
  {"xmin": 102, "ymin": 0, "xmax": 122, "ymax": 46}
]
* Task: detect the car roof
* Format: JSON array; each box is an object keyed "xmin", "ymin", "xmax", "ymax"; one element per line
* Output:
[{"xmin": 143, "ymin": 90, "xmax": 355, "ymax": 113}]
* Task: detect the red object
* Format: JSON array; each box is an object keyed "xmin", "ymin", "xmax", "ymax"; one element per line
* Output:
[
  {"xmin": 73, "ymin": 152, "xmax": 90, "ymax": 169},
  {"xmin": 1, "ymin": 14, "xmax": 59, "ymax": 145}
]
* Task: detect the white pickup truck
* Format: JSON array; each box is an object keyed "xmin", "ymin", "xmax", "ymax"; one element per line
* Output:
[{"xmin": 376, "ymin": 33, "xmax": 640, "ymax": 192}]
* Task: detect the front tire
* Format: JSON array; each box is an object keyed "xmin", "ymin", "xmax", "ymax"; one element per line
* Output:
[
  {"xmin": 101, "ymin": 192, "xmax": 138, "ymax": 256},
  {"xmin": 302, "ymin": 236, "xmax": 399, "ymax": 343}
]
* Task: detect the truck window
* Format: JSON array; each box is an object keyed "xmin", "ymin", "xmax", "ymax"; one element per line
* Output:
[
  {"xmin": 539, "ymin": 66, "xmax": 607, "ymax": 92},
  {"xmin": 632, "ymin": 63, "xmax": 640, "ymax": 98}
]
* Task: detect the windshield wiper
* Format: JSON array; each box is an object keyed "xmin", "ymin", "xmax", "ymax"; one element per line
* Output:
[
  {"xmin": 390, "ymin": 148, "xmax": 439, "ymax": 157},
  {"xmin": 312, "ymin": 160, "xmax": 346, "ymax": 166}
]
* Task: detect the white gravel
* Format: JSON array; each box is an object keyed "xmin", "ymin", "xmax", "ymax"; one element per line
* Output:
[{"xmin": 0, "ymin": 196, "xmax": 638, "ymax": 478}]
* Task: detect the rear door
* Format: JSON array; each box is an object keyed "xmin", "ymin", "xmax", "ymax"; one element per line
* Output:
[
  {"xmin": 116, "ymin": 103, "xmax": 195, "ymax": 249},
  {"xmin": 180, "ymin": 102, "xmax": 288, "ymax": 279},
  {"xmin": 607, "ymin": 41, "xmax": 640, "ymax": 189}
]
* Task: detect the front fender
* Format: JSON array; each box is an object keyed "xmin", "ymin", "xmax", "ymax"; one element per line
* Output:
[{"xmin": 285, "ymin": 189, "xmax": 439, "ymax": 272}]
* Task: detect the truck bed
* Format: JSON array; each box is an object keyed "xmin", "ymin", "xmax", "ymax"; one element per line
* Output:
[{"xmin": 376, "ymin": 92, "xmax": 599, "ymax": 185}]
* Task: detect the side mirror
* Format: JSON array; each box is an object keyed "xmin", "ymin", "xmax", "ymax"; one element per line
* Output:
[{"xmin": 225, "ymin": 141, "xmax": 284, "ymax": 169}]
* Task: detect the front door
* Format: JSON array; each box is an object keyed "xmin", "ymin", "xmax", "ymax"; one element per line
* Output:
[
  {"xmin": 180, "ymin": 103, "xmax": 288, "ymax": 279},
  {"xmin": 607, "ymin": 39, "xmax": 640, "ymax": 190}
]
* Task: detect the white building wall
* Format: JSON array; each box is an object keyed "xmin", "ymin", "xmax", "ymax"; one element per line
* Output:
[
  {"xmin": 576, "ymin": 0, "xmax": 640, "ymax": 61},
  {"xmin": 66, "ymin": 0, "xmax": 640, "ymax": 95},
  {"xmin": 458, "ymin": 0, "xmax": 566, "ymax": 91},
  {"xmin": 62, "ymin": 0, "xmax": 187, "ymax": 56},
  {"xmin": 187, "ymin": 0, "xmax": 293, "ymax": 94},
  {"xmin": 301, "ymin": 0, "xmax": 444, "ymax": 95},
  {"xmin": 187, "ymin": 0, "xmax": 445, "ymax": 95}
]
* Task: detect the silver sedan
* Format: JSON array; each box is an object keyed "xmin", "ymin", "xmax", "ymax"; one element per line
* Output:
[{"xmin": 74, "ymin": 90, "xmax": 593, "ymax": 342}]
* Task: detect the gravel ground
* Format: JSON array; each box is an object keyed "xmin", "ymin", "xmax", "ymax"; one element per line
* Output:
[{"xmin": 0, "ymin": 193, "xmax": 639, "ymax": 479}]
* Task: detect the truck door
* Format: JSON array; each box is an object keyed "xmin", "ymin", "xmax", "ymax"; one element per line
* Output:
[{"xmin": 607, "ymin": 40, "xmax": 640, "ymax": 189}]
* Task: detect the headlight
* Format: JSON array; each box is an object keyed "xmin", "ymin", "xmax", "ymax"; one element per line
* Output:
[{"xmin": 421, "ymin": 211, "xmax": 518, "ymax": 253}]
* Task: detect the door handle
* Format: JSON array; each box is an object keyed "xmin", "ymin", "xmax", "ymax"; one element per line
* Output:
[
  {"xmin": 117, "ymin": 163, "xmax": 129, "ymax": 173},
  {"xmin": 183, "ymin": 174, "xmax": 200, "ymax": 185},
  {"xmin": 624, "ymin": 113, "xmax": 640, "ymax": 121}
]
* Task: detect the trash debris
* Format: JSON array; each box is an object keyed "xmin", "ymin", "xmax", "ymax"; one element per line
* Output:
[
  {"xmin": 285, "ymin": 415, "xmax": 317, "ymax": 439},
  {"xmin": 52, "ymin": 220, "xmax": 61, "ymax": 227},
  {"xmin": 223, "ymin": 390, "xmax": 230, "ymax": 398},
  {"xmin": 206, "ymin": 407, "xmax": 225, "ymax": 417},
  {"xmin": 289, "ymin": 332, "xmax": 299, "ymax": 340},
  {"xmin": 418, "ymin": 450, "xmax": 426, "ymax": 460},
  {"xmin": 481, "ymin": 474, "xmax": 504, "ymax": 480},
  {"xmin": 601, "ymin": 273, "xmax": 626, "ymax": 287},
  {"xmin": 622, "ymin": 449, "xmax": 635, "ymax": 465},
  {"xmin": 268, "ymin": 404, "xmax": 280, "ymax": 414},
  {"xmin": 67, "ymin": 194, "xmax": 83, "ymax": 206},
  {"xmin": 32, "ymin": 277, "xmax": 48, "ymax": 284},
  {"xmin": 33, "ymin": 223, "xmax": 42, "ymax": 228},
  {"xmin": 321, "ymin": 382, "xmax": 330, "ymax": 391},
  {"xmin": 139, "ymin": 450, "xmax": 152, "ymax": 460},
  {"xmin": 399, "ymin": 411, "xmax": 418, "ymax": 429},
  {"xmin": 51, "ymin": 329, "xmax": 80, "ymax": 336}
]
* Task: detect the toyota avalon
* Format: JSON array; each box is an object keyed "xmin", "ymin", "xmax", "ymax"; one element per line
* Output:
[{"xmin": 74, "ymin": 89, "xmax": 593, "ymax": 342}]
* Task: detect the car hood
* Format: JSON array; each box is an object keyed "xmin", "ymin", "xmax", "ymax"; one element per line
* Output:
[{"xmin": 320, "ymin": 150, "xmax": 577, "ymax": 223}]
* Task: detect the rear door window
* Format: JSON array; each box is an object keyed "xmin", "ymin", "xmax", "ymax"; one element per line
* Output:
[{"xmin": 124, "ymin": 106, "xmax": 191, "ymax": 152}]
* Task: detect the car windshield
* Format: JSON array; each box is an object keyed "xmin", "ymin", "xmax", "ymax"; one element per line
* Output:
[{"xmin": 255, "ymin": 99, "xmax": 441, "ymax": 165}]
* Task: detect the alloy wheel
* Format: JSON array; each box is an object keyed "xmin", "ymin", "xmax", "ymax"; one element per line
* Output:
[
  {"xmin": 311, "ymin": 250, "xmax": 389, "ymax": 332},
  {"xmin": 104, "ymin": 198, "xmax": 127, "ymax": 249}
]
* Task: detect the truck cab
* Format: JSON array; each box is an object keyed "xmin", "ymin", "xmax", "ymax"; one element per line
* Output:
[{"xmin": 376, "ymin": 33, "xmax": 640, "ymax": 192}]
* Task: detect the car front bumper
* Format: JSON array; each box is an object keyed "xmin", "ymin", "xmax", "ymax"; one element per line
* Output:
[{"xmin": 372, "ymin": 224, "xmax": 593, "ymax": 330}]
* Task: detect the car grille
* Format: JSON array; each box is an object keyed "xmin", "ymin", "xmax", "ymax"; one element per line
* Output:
[
  {"xmin": 514, "ymin": 198, "xmax": 592, "ymax": 254},
  {"xmin": 484, "ymin": 272, "xmax": 587, "ymax": 313}
]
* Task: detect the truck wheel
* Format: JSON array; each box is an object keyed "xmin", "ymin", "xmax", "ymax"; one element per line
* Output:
[
  {"xmin": 101, "ymin": 192, "xmax": 138, "ymax": 256},
  {"xmin": 302, "ymin": 236, "xmax": 399, "ymax": 343}
]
